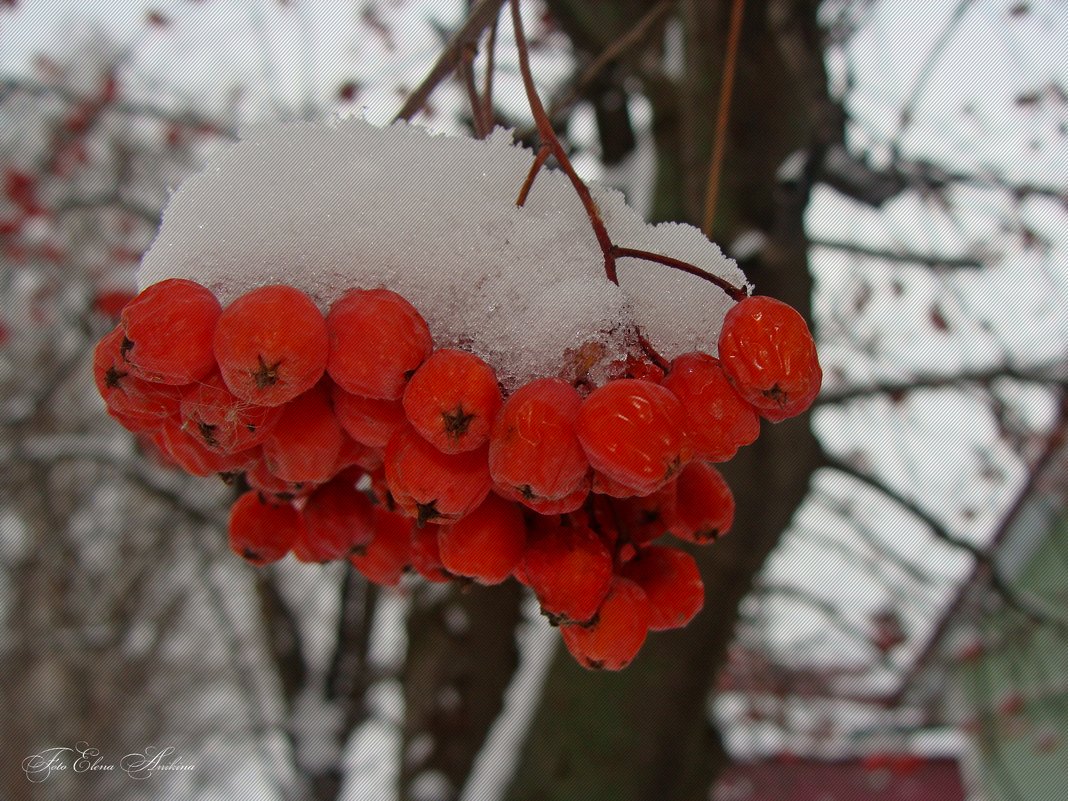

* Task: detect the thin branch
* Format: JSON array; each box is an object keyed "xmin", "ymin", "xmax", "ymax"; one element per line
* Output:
[
  {"xmin": 810, "ymin": 237, "xmax": 984, "ymax": 269},
  {"xmin": 612, "ymin": 245, "xmax": 748, "ymax": 300},
  {"xmin": 460, "ymin": 43, "xmax": 491, "ymax": 138},
  {"xmin": 482, "ymin": 15, "xmax": 499, "ymax": 128},
  {"xmin": 393, "ymin": 0, "xmax": 507, "ymax": 122},
  {"xmin": 701, "ymin": 0, "xmax": 745, "ymax": 237}
]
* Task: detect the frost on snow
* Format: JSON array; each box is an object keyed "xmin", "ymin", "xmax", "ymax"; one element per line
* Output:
[{"xmin": 138, "ymin": 119, "xmax": 748, "ymax": 390}]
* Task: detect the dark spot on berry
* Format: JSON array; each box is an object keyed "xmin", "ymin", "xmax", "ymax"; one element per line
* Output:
[
  {"xmin": 246, "ymin": 423, "xmax": 257, "ymax": 432},
  {"xmin": 104, "ymin": 365, "xmax": 127, "ymax": 389},
  {"xmin": 218, "ymin": 471, "xmax": 239, "ymax": 485},
  {"xmin": 197, "ymin": 420, "xmax": 219, "ymax": 448},
  {"xmin": 441, "ymin": 404, "xmax": 475, "ymax": 439},
  {"xmin": 403, "ymin": 368, "xmax": 417, "ymax": 381},
  {"xmin": 639, "ymin": 509, "xmax": 660, "ymax": 525},
  {"xmin": 519, "ymin": 484, "xmax": 537, "ymax": 500},
  {"xmin": 764, "ymin": 383, "xmax": 788, "ymax": 407},
  {"xmin": 694, "ymin": 527, "xmax": 720, "ymax": 542},
  {"xmin": 242, "ymin": 547, "xmax": 261, "ymax": 562},
  {"xmin": 120, "ymin": 336, "xmax": 134, "ymax": 361},
  {"xmin": 415, "ymin": 499, "xmax": 442, "ymax": 527},
  {"xmin": 350, "ymin": 544, "xmax": 368, "ymax": 557},
  {"xmin": 663, "ymin": 455, "xmax": 683, "ymax": 481},
  {"xmin": 585, "ymin": 658, "xmax": 605, "ymax": 670},
  {"xmin": 252, "ymin": 354, "xmax": 282, "ymax": 389}
]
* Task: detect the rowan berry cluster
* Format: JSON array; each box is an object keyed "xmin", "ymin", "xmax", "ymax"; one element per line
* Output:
[{"xmin": 93, "ymin": 276, "xmax": 820, "ymax": 671}]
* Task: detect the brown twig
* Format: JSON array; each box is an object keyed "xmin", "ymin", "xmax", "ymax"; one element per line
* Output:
[
  {"xmin": 482, "ymin": 15, "xmax": 498, "ymax": 128},
  {"xmin": 459, "ymin": 43, "xmax": 490, "ymax": 137},
  {"xmin": 509, "ymin": 0, "xmax": 618, "ymax": 283},
  {"xmin": 393, "ymin": 0, "xmax": 507, "ymax": 122},
  {"xmin": 516, "ymin": 143, "xmax": 552, "ymax": 206},
  {"xmin": 702, "ymin": 0, "xmax": 745, "ymax": 237},
  {"xmin": 612, "ymin": 245, "xmax": 748, "ymax": 301}
]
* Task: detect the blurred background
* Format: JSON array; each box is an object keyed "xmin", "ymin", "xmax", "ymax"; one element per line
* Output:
[{"xmin": 1, "ymin": 1, "xmax": 1067, "ymax": 799}]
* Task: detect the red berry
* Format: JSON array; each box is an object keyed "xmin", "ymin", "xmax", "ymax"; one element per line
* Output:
[
  {"xmin": 620, "ymin": 545, "xmax": 703, "ymax": 630},
  {"xmin": 673, "ymin": 461, "xmax": 734, "ymax": 543},
  {"xmin": 403, "ymin": 348, "xmax": 502, "ymax": 453},
  {"xmin": 591, "ymin": 470, "xmax": 653, "ymax": 499},
  {"xmin": 228, "ymin": 490, "xmax": 302, "ymax": 566},
  {"xmin": 261, "ymin": 383, "xmax": 343, "ymax": 483},
  {"xmin": 717, "ymin": 295, "xmax": 821, "ymax": 422},
  {"xmin": 179, "ymin": 373, "xmax": 282, "ymax": 453},
  {"xmin": 94, "ymin": 325, "xmax": 184, "ymax": 424},
  {"xmin": 410, "ymin": 523, "xmax": 451, "ymax": 583},
  {"xmin": 245, "ymin": 458, "xmax": 317, "ymax": 502},
  {"xmin": 332, "ymin": 384, "xmax": 407, "ymax": 447},
  {"xmin": 576, "ymin": 379, "xmax": 690, "ymax": 495},
  {"xmin": 384, "ymin": 427, "xmax": 491, "ymax": 526},
  {"xmin": 327, "ymin": 288, "xmax": 432, "ymax": 400},
  {"xmin": 121, "ymin": 278, "xmax": 221, "ymax": 384},
  {"xmin": 152, "ymin": 419, "xmax": 257, "ymax": 476},
  {"xmin": 437, "ymin": 494, "xmax": 526, "ymax": 585},
  {"xmin": 214, "ymin": 285, "xmax": 328, "ymax": 406},
  {"xmin": 495, "ymin": 481, "xmax": 590, "ymax": 515},
  {"xmin": 521, "ymin": 517, "xmax": 613, "ymax": 624},
  {"xmin": 332, "ymin": 434, "xmax": 381, "ymax": 474},
  {"xmin": 350, "ymin": 506, "xmax": 413, "ymax": 586},
  {"xmin": 489, "ymin": 377, "xmax": 589, "ymax": 504},
  {"xmin": 560, "ymin": 577, "xmax": 651, "ymax": 671},
  {"xmin": 615, "ymin": 481, "xmax": 679, "ymax": 547},
  {"xmin": 301, "ymin": 470, "xmax": 376, "ymax": 561},
  {"xmin": 661, "ymin": 352, "xmax": 759, "ymax": 461}
]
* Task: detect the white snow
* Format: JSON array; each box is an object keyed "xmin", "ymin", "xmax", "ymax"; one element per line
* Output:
[{"xmin": 137, "ymin": 118, "xmax": 747, "ymax": 391}]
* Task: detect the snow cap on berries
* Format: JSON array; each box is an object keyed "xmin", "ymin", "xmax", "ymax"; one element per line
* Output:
[{"xmin": 139, "ymin": 119, "xmax": 749, "ymax": 390}]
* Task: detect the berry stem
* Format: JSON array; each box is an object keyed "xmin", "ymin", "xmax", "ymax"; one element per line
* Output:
[
  {"xmin": 612, "ymin": 246, "xmax": 749, "ymax": 302},
  {"xmin": 509, "ymin": 0, "xmax": 619, "ymax": 285},
  {"xmin": 636, "ymin": 331, "xmax": 671, "ymax": 373},
  {"xmin": 516, "ymin": 144, "xmax": 551, "ymax": 207}
]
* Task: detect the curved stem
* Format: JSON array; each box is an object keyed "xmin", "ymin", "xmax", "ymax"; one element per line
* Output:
[{"xmin": 612, "ymin": 246, "xmax": 749, "ymax": 301}]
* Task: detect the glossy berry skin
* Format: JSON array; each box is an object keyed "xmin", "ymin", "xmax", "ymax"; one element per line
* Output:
[
  {"xmin": 327, "ymin": 288, "xmax": 433, "ymax": 400},
  {"xmin": 214, "ymin": 285, "xmax": 328, "ymax": 407},
  {"xmin": 301, "ymin": 470, "xmax": 376, "ymax": 561},
  {"xmin": 350, "ymin": 506, "xmax": 413, "ymax": 586},
  {"xmin": 591, "ymin": 470, "xmax": 653, "ymax": 499},
  {"xmin": 717, "ymin": 295, "xmax": 821, "ymax": 422},
  {"xmin": 403, "ymin": 348, "xmax": 502, "ymax": 453},
  {"xmin": 437, "ymin": 494, "xmax": 526, "ymax": 585},
  {"xmin": 560, "ymin": 577, "xmax": 651, "ymax": 671},
  {"xmin": 179, "ymin": 373, "xmax": 282, "ymax": 453},
  {"xmin": 521, "ymin": 517, "xmax": 613, "ymax": 625},
  {"xmin": 121, "ymin": 278, "xmax": 221, "ymax": 384},
  {"xmin": 620, "ymin": 545, "xmax": 703, "ymax": 631},
  {"xmin": 384, "ymin": 427, "xmax": 491, "ymax": 526},
  {"xmin": 332, "ymin": 384, "xmax": 407, "ymax": 448},
  {"xmin": 495, "ymin": 481, "xmax": 589, "ymax": 515},
  {"xmin": 262, "ymin": 384, "xmax": 343, "ymax": 483},
  {"xmin": 94, "ymin": 325, "xmax": 184, "ymax": 424},
  {"xmin": 576, "ymin": 379, "xmax": 690, "ymax": 495},
  {"xmin": 661, "ymin": 352, "xmax": 759, "ymax": 461},
  {"xmin": 228, "ymin": 490, "xmax": 303, "ymax": 566},
  {"xmin": 673, "ymin": 461, "xmax": 734, "ymax": 544},
  {"xmin": 489, "ymin": 377, "xmax": 589, "ymax": 504}
]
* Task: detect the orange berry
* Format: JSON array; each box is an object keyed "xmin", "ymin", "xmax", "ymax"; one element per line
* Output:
[
  {"xmin": 620, "ymin": 545, "xmax": 703, "ymax": 630},
  {"xmin": 332, "ymin": 383, "xmax": 407, "ymax": 447},
  {"xmin": 228, "ymin": 490, "xmax": 302, "ymax": 566},
  {"xmin": 350, "ymin": 506, "xmax": 413, "ymax": 586},
  {"xmin": 384, "ymin": 427, "xmax": 491, "ymax": 525},
  {"xmin": 673, "ymin": 461, "xmax": 734, "ymax": 544},
  {"xmin": 179, "ymin": 373, "xmax": 282, "ymax": 453},
  {"xmin": 301, "ymin": 470, "xmax": 376, "ymax": 561},
  {"xmin": 262, "ymin": 383, "xmax": 343, "ymax": 483},
  {"xmin": 521, "ymin": 516, "xmax": 613, "ymax": 625},
  {"xmin": 437, "ymin": 494, "xmax": 526, "ymax": 585}
]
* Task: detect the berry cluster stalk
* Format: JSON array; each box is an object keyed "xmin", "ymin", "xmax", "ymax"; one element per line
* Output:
[{"xmin": 507, "ymin": 0, "xmax": 748, "ymax": 302}]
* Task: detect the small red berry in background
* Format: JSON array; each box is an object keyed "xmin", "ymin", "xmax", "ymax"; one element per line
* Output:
[
  {"xmin": 521, "ymin": 516, "xmax": 613, "ymax": 625},
  {"xmin": 403, "ymin": 348, "xmax": 503, "ymax": 453},
  {"xmin": 576, "ymin": 379, "xmax": 690, "ymax": 495},
  {"xmin": 121, "ymin": 278, "xmax": 221, "ymax": 384},
  {"xmin": 228, "ymin": 490, "xmax": 303, "ymax": 566},
  {"xmin": 560, "ymin": 577, "xmax": 651, "ymax": 671},
  {"xmin": 301, "ymin": 470, "xmax": 376, "ymax": 561},
  {"xmin": 437, "ymin": 493, "xmax": 526, "ymax": 585},
  {"xmin": 717, "ymin": 295, "xmax": 821, "ymax": 422},
  {"xmin": 326, "ymin": 288, "xmax": 433, "ymax": 400},
  {"xmin": 214, "ymin": 284, "xmax": 329, "ymax": 406}
]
